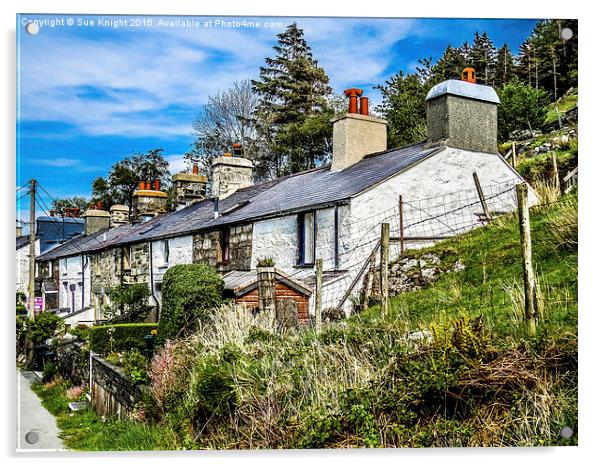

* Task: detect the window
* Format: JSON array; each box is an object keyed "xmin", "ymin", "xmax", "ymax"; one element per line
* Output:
[
  {"xmin": 298, "ymin": 211, "xmax": 315, "ymax": 265},
  {"xmin": 122, "ymin": 246, "xmax": 131, "ymax": 271},
  {"xmin": 219, "ymin": 229, "xmax": 230, "ymax": 263},
  {"xmin": 162, "ymin": 240, "xmax": 170, "ymax": 265},
  {"xmin": 45, "ymin": 262, "xmax": 53, "ymax": 278}
]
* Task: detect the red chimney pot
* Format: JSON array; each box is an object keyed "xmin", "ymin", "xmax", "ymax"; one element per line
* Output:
[
  {"xmin": 344, "ymin": 88, "xmax": 363, "ymax": 114},
  {"xmin": 359, "ymin": 96, "xmax": 369, "ymax": 116},
  {"xmin": 145, "ymin": 181, "xmax": 151, "ymax": 190},
  {"xmin": 154, "ymin": 179, "xmax": 160, "ymax": 191},
  {"xmin": 139, "ymin": 181, "xmax": 146, "ymax": 190},
  {"xmin": 192, "ymin": 163, "xmax": 199, "ymax": 175},
  {"xmin": 97, "ymin": 201, "xmax": 102, "ymax": 210}
]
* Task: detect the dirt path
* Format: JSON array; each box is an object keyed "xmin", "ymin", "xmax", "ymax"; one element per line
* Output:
[{"xmin": 17, "ymin": 370, "xmax": 65, "ymax": 451}]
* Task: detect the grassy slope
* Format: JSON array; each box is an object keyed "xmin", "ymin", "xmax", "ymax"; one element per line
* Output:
[
  {"xmin": 358, "ymin": 194, "xmax": 577, "ymax": 340},
  {"xmin": 544, "ymin": 87, "xmax": 578, "ymax": 125}
]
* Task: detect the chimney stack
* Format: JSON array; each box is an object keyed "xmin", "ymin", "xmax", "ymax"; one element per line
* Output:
[
  {"xmin": 210, "ymin": 144, "xmax": 253, "ymax": 199},
  {"xmin": 425, "ymin": 71, "xmax": 500, "ymax": 154},
  {"xmin": 331, "ymin": 88, "xmax": 387, "ymax": 171},
  {"xmin": 84, "ymin": 207, "xmax": 111, "ymax": 235},
  {"xmin": 109, "ymin": 204, "xmax": 129, "ymax": 228},
  {"xmin": 172, "ymin": 159, "xmax": 208, "ymax": 210},
  {"xmin": 132, "ymin": 182, "xmax": 168, "ymax": 222}
]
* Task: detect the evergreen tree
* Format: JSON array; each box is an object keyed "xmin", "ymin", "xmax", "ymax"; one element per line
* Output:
[
  {"xmin": 431, "ymin": 45, "xmax": 468, "ymax": 82},
  {"xmin": 492, "ymin": 43, "xmax": 516, "ymax": 87},
  {"xmin": 497, "ymin": 78, "xmax": 550, "ymax": 140},
  {"xmin": 252, "ymin": 23, "xmax": 332, "ymax": 177},
  {"xmin": 468, "ymin": 32, "xmax": 497, "ymax": 84}
]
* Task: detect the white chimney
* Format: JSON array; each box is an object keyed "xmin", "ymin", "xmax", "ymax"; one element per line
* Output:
[{"xmin": 331, "ymin": 88, "xmax": 387, "ymax": 171}]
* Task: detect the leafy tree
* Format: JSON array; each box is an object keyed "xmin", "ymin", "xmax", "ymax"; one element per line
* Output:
[
  {"xmin": 51, "ymin": 196, "xmax": 90, "ymax": 216},
  {"xmin": 93, "ymin": 148, "xmax": 171, "ymax": 213},
  {"xmin": 497, "ymin": 79, "xmax": 550, "ymax": 140},
  {"xmin": 186, "ymin": 80, "xmax": 260, "ymax": 174},
  {"xmin": 375, "ymin": 70, "xmax": 428, "ymax": 148},
  {"xmin": 252, "ymin": 22, "xmax": 332, "ymax": 177}
]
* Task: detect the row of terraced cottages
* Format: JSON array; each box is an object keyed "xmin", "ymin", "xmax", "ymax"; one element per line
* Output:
[{"xmin": 35, "ymin": 78, "xmax": 535, "ymax": 326}]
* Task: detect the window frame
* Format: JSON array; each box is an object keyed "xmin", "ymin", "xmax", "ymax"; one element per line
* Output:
[
  {"xmin": 162, "ymin": 239, "xmax": 170, "ymax": 265},
  {"xmin": 297, "ymin": 210, "xmax": 316, "ymax": 266},
  {"xmin": 219, "ymin": 228, "xmax": 230, "ymax": 264},
  {"xmin": 122, "ymin": 246, "xmax": 131, "ymax": 271}
]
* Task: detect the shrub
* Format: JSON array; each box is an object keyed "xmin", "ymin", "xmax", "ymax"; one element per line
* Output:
[
  {"xmin": 42, "ymin": 361, "xmax": 58, "ymax": 382},
  {"xmin": 158, "ymin": 264, "xmax": 224, "ymax": 341},
  {"xmin": 27, "ymin": 312, "xmax": 64, "ymax": 345},
  {"xmin": 89, "ymin": 323, "xmax": 157, "ymax": 355},
  {"xmin": 149, "ymin": 340, "xmax": 192, "ymax": 415},
  {"xmin": 106, "ymin": 283, "xmax": 152, "ymax": 323},
  {"xmin": 122, "ymin": 349, "xmax": 150, "ymax": 385},
  {"xmin": 256, "ymin": 257, "xmax": 275, "ymax": 267}
]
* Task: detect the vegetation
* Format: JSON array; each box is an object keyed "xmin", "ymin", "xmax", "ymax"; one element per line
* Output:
[
  {"xmin": 89, "ymin": 323, "xmax": 157, "ymax": 355},
  {"xmin": 23, "ymin": 312, "xmax": 64, "ymax": 346},
  {"xmin": 497, "ymin": 79, "xmax": 550, "ymax": 140},
  {"xmin": 157, "ymin": 264, "xmax": 225, "ymax": 341},
  {"xmin": 31, "ymin": 378, "xmax": 179, "ymax": 451},
  {"xmin": 106, "ymin": 283, "xmax": 152, "ymax": 322}
]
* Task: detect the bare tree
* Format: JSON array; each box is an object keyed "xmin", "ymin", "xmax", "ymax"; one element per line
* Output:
[{"xmin": 186, "ymin": 80, "xmax": 259, "ymax": 172}]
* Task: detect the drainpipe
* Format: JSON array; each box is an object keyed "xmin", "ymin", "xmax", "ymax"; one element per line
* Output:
[
  {"xmin": 81, "ymin": 254, "xmax": 88, "ymax": 312},
  {"xmin": 148, "ymin": 242, "xmax": 160, "ymax": 322}
]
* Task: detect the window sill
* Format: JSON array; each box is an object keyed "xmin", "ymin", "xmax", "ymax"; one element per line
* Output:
[{"xmin": 294, "ymin": 264, "xmax": 315, "ymax": 269}]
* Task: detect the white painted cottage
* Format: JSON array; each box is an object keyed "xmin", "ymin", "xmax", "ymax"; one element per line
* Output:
[{"xmin": 36, "ymin": 77, "xmax": 535, "ymax": 324}]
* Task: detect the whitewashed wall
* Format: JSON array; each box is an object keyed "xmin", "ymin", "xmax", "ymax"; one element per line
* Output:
[
  {"xmin": 151, "ymin": 235, "xmax": 193, "ymax": 304},
  {"xmin": 16, "ymin": 239, "xmax": 39, "ymax": 296},
  {"xmin": 58, "ymin": 255, "xmax": 91, "ymax": 313}
]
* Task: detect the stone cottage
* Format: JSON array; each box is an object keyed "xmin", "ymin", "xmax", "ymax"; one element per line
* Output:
[{"xmin": 36, "ymin": 75, "xmax": 536, "ymax": 324}]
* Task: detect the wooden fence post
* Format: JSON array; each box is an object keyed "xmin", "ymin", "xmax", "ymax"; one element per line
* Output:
[
  {"xmin": 516, "ymin": 183, "xmax": 538, "ymax": 334},
  {"xmin": 362, "ymin": 256, "xmax": 375, "ymax": 310},
  {"xmin": 380, "ymin": 223, "xmax": 390, "ymax": 317},
  {"xmin": 511, "ymin": 142, "xmax": 517, "ymax": 168},
  {"xmin": 398, "ymin": 195, "xmax": 405, "ymax": 256},
  {"xmin": 315, "ymin": 258, "xmax": 323, "ymax": 332},
  {"xmin": 551, "ymin": 151, "xmax": 560, "ymax": 193},
  {"xmin": 473, "ymin": 172, "xmax": 492, "ymax": 221}
]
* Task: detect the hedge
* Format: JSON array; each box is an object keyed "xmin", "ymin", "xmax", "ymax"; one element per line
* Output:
[
  {"xmin": 158, "ymin": 264, "xmax": 224, "ymax": 341},
  {"xmin": 89, "ymin": 323, "xmax": 157, "ymax": 355}
]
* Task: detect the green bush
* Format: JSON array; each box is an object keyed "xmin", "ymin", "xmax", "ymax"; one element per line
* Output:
[
  {"xmin": 42, "ymin": 361, "xmax": 58, "ymax": 382},
  {"xmin": 26, "ymin": 312, "xmax": 64, "ymax": 345},
  {"xmin": 89, "ymin": 323, "xmax": 157, "ymax": 355},
  {"xmin": 122, "ymin": 349, "xmax": 149, "ymax": 385},
  {"xmin": 158, "ymin": 264, "xmax": 224, "ymax": 341},
  {"xmin": 106, "ymin": 283, "xmax": 152, "ymax": 323}
]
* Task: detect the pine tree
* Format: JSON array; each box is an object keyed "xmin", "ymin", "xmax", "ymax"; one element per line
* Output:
[
  {"xmin": 431, "ymin": 45, "xmax": 468, "ymax": 83},
  {"xmin": 492, "ymin": 43, "xmax": 516, "ymax": 87},
  {"xmin": 252, "ymin": 23, "xmax": 332, "ymax": 177},
  {"xmin": 468, "ymin": 32, "xmax": 497, "ymax": 84}
]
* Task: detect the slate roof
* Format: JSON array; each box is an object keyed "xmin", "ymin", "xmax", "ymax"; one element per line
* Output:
[
  {"xmin": 37, "ymin": 141, "xmax": 442, "ymax": 260},
  {"xmin": 16, "ymin": 235, "xmax": 32, "ymax": 250}
]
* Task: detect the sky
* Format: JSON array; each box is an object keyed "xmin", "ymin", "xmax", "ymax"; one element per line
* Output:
[{"xmin": 16, "ymin": 14, "xmax": 540, "ymax": 224}]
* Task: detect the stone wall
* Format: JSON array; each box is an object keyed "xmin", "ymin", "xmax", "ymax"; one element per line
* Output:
[
  {"xmin": 123, "ymin": 243, "xmax": 150, "ymax": 285},
  {"xmin": 193, "ymin": 224, "xmax": 253, "ymax": 272},
  {"xmin": 90, "ymin": 353, "xmax": 144, "ymax": 418}
]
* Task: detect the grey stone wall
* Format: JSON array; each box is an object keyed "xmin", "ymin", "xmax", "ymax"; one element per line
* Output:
[
  {"xmin": 426, "ymin": 94, "xmax": 498, "ymax": 154},
  {"xmin": 193, "ymin": 223, "xmax": 253, "ymax": 272},
  {"xmin": 172, "ymin": 173, "xmax": 207, "ymax": 209},
  {"xmin": 90, "ymin": 353, "xmax": 144, "ymax": 418}
]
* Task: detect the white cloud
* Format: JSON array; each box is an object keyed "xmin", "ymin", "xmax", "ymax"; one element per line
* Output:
[
  {"xmin": 166, "ymin": 153, "xmax": 188, "ymax": 174},
  {"xmin": 37, "ymin": 158, "xmax": 79, "ymax": 167}
]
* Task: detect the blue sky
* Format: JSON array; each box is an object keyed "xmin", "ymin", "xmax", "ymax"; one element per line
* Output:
[{"xmin": 16, "ymin": 14, "xmax": 540, "ymax": 223}]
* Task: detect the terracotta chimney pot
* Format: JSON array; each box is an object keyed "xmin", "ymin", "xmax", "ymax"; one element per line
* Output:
[
  {"xmin": 344, "ymin": 88, "xmax": 363, "ymax": 114},
  {"xmin": 359, "ymin": 96, "xmax": 369, "ymax": 116},
  {"xmin": 192, "ymin": 162, "xmax": 199, "ymax": 175}
]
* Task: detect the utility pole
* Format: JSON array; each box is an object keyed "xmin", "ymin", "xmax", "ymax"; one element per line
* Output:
[{"xmin": 28, "ymin": 179, "xmax": 36, "ymax": 319}]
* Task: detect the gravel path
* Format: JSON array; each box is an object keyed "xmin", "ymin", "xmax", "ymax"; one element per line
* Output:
[{"xmin": 17, "ymin": 370, "xmax": 65, "ymax": 451}]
